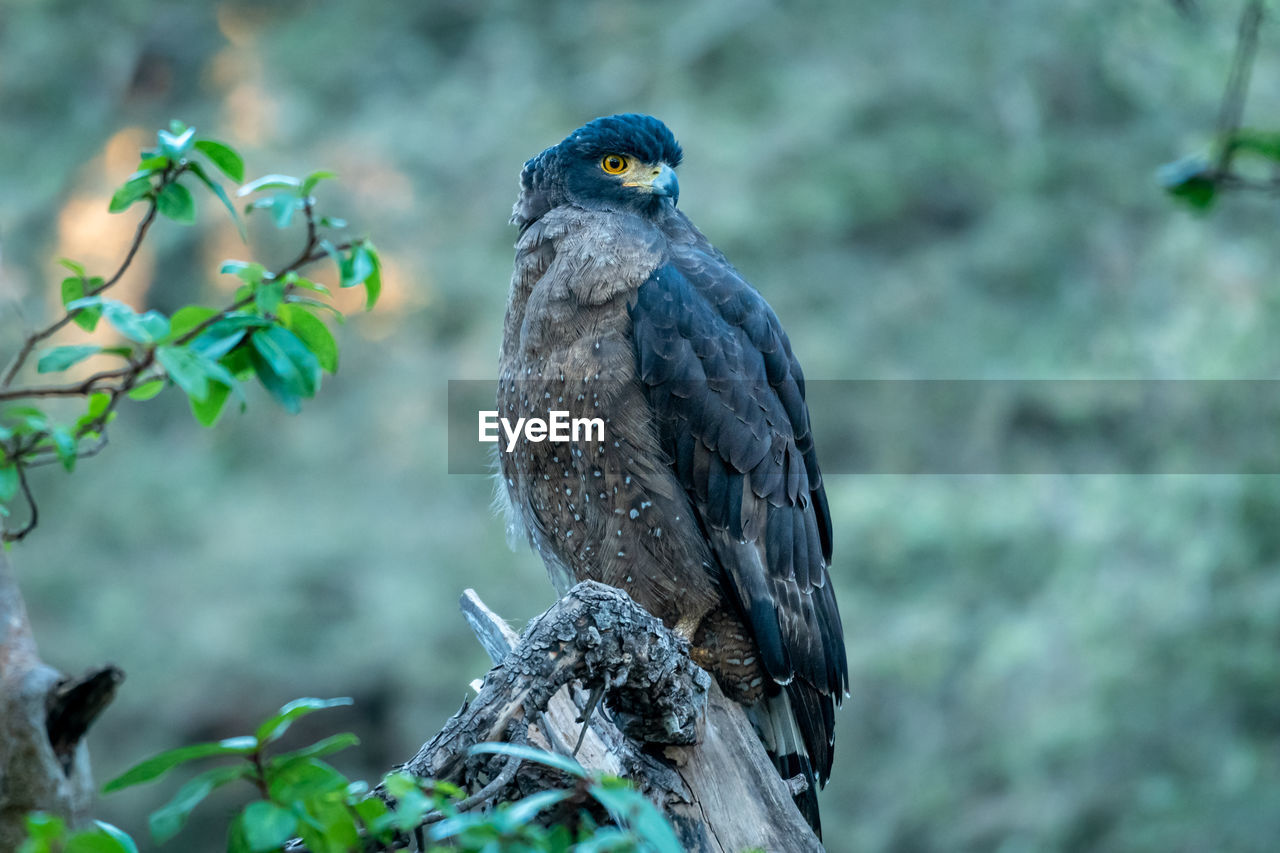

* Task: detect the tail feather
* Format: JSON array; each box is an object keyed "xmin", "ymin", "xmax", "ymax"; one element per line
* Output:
[{"xmin": 747, "ymin": 688, "xmax": 825, "ymax": 839}]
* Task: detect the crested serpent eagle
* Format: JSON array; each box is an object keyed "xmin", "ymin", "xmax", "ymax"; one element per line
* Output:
[{"xmin": 496, "ymin": 114, "xmax": 847, "ymax": 835}]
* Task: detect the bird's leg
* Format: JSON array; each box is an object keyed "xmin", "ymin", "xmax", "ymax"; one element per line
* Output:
[
  {"xmin": 674, "ymin": 612, "xmax": 717, "ymax": 671},
  {"xmin": 673, "ymin": 613, "xmax": 702, "ymax": 642},
  {"xmin": 573, "ymin": 672, "xmax": 611, "ymax": 757}
]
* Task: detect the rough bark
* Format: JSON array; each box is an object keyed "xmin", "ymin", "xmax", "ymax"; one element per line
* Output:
[
  {"xmin": 0, "ymin": 550, "xmax": 122, "ymax": 849},
  {"xmin": 394, "ymin": 581, "xmax": 823, "ymax": 852}
]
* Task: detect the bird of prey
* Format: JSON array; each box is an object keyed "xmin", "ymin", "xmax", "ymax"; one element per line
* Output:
[{"xmin": 496, "ymin": 114, "xmax": 847, "ymax": 835}]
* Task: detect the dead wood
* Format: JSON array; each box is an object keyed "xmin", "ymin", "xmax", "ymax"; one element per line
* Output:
[{"xmin": 392, "ymin": 580, "xmax": 823, "ymax": 852}]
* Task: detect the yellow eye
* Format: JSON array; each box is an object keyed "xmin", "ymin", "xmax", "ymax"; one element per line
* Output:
[{"xmin": 600, "ymin": 154, "xmax": 629, "ymax": 175}]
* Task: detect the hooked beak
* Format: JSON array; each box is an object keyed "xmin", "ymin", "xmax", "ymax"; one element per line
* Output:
[
  {"xmin": 625, "ymin": 163, "xmax": 680, "ymax": 206},
  {"xmin": 650, "ymin": 163, "xmax": 679, "ymax": 205}
]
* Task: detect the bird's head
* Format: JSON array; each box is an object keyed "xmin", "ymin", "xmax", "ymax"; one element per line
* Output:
[{"xmin": 513, "ymin": 114, "xmax": 683, "ymax": 227}]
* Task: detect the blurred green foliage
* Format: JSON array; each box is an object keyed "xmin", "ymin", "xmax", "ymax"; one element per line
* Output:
[
  {"xmin": 24, "ymin": 699, "xmax": 681, "ymax": 852},
  {"xmin": 3, "ymin": 1, "xmax": 1280, "ymax": 851}
]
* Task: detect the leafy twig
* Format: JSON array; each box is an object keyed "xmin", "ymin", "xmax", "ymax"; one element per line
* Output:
[
  {"xmin": 0, "ymin": 171, "xmax": 176, "ymax": 390},
  {"xmin": 0, "ymin": 124, "xmax": 379, "ymax": 543}
]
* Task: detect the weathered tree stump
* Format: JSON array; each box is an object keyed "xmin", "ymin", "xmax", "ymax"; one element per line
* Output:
[
  {"xmin": 394, "ymin": 581, "xmax": 823, "ymax": 852},
  {"xmin": 0, "ymin": 551, "xmax": 122, "ymax": 849}
]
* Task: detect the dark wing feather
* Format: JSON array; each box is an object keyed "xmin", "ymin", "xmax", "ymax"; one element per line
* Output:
[{"xmin": 630, "ymin": 246, "xmax": 848, "ymax": 786}]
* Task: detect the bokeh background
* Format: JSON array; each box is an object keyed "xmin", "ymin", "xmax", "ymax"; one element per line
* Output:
[{"xmin": 3, "ymin": 1, "xmax": 1280, "ymax": 851}]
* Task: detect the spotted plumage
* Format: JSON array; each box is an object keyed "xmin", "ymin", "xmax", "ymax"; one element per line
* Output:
[{"xmin": 496, "ymin": 114, "xmax": 847, "ymax": 836}]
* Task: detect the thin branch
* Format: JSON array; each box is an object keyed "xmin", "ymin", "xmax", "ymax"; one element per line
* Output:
[
  {"xmin": 0, "ymin": 364, "xmax": 137, "ymax": 402},
  {"xmin": 0, "ymin": 168, "xmax": 178, "ymax": 390},
  {"xmin": 1213, "ymin": 0, "xmax": 1265, "ymax": 177},
  {"xmin": 299, "ymin": 198, "xmax": 318, "ymax": 265},
  {"xmin": 170, "ymin": 240, "xmax": 352, "ymax": 349},
  {"xmin": 24, "ymin": 434, "xmax": 109, "ymax": 470},
  {"xmin": 1215, "ymin": 172, "xmax": 1280, "ymax": 194}
]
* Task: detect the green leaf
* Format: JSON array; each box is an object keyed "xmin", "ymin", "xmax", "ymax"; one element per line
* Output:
[
  {"xmin": 102, "ymin": 301, "xmax": 170, "ymax": 343},
  {"xmin": 167, "ymin": 305, "xmax": 220, "ymax": 341},
  {"xmin": 157, "ymin": 346, "xmax": 211, "ymax": 402},
  {"xmin": 102, "ymin": 735, "xmax": 257, "ymax": 792},
  {"xmin": 149, "ymin": 764, "xmax": 247, "ymax": 844},
  {"xmin": 268, "ymin": 733, "xmax": 359, "ymax": 770},
  {"xmin": 137, "ymin": 155, "xmax": 169, "ymax": 171},
  {"xmin": 190, "ymin": 315, "xmax": 267, "ymax": 359},
  {"xmin": 159, "ymin": 345, "xmax": 240, "ymax": 406},
  {"xmin": 37, "ymin": 345, "xmax": 102, "ymax": 373},
  {"xmin": 589, "ymin": 781, "xmax": 682, "ymax": 853},
  {"xmin": 128, "ymin": 379, "xmax": 166, "ymax": 401},
  {"xmin": 50, "ymin": 427, "xmax": 77, "ymax": 472},
  {"xmin": 237, "ymin": 174, "xmax": 301, "ymax": 196},
  {"xmin": 468, "ymin": 743, "xmax": 588, "ymax": 779},
  {"xmin": 65, "ymin": 292, "xmax": 105, "ymax": 332},
  {"xmin": 60, "ymin": 275, "xmax": 84, "ymax": 307},
  {"xmin": 64, "ymin": 831, "xmax": 132, "ymax": 853},
  {"xmin": 157, "ymin": 125, "xmax": 195, "ymax": 159},
  {"xmin": 73, "ymin": 308, "xmax": 104, "ymax": 333},
  {"xmin": 279, "ymin": 304, "xmax": 339, "ymax": 373},
  {"xmin": 221, "ymin": 260, "xmax": 260, "ymax": 279},
  {"xmin": 66, "ymin": 295, "xmax": 104, "ymax": 312},
  {"xmin": 92, "ymin": 822, "xmax": 139, "ymax": 853},
  {"xmin": 76, "ymin": 391, "xmax": 115, "ymax": 436},
  {"xmin": 250, "ymin": 350, "xmax": 300, "ymax": 413},
  {"xmin": 294, "ymin": 799, "xmax": 361, "ymax": 853},
  {"xmin": 270, "ymin": 193, "xmax": 300, "ymax": 228},
  {"xmin": 0, "ymin": 465, "xmax": 20, "ymax": 503},
  {"xmin": 255, "ymin": 697, "xmax": 353, "ymax": 745},
  {"xmin": 285, "ymin": 295, "xmax": 345, "ymax": 323},
  {"xmin": 265, "ymin": 757, "xmax": 348, "ymax": 802},
  {"xmin": 381, "ymin": 772, "xmax": 425, "ymax": 800},
  {"xmin": 503, "ymin": 789, "xmax": 572, "ymax": 825},
  {"xmin": 352, "ymin": 795, "xmax": 391, "ymax": 840},
  {"xmin": 23, "ymin": 811, "xmax": 66, "ymax": 842},
  {"xmin": 188, "ymin": 161, "xmax": 246, "ymax": 239},
  {"xmin": 339, "ymin": 245, "xmax": 373, "ymax": 289},
  {"xmin": 59, "ymin": 258, "xmax": 86, "ymax": 276},
  {"xmin": 193, "ymin": 139, "xmax": 245, "ymax": 182},
  {"xmin": 1157, "ymin": 156, "xmax": 1215, "ymax": 212},
  {"xmin": 291, "ymin": 277, "xmax": 330, "ymax": 296},
  {"xmin": 221, "ymin": 345, "xmax": 254, "ymax": 381},
  {"xmin": 361, "ymin": 243, "xmax": 381, "ymax": 310},
  {"xmin": 227, "ymin": 813, "xmax": 252, "ymax": 853},
  {"xmin": 87, "ymin": 391, "xmax": 111, "ymax": 419},
  {"xmin": 4, "ymin": 408, "xmax": 49, "ymax": 440},
  {"xmin": 1229, "ymin": 129, "xmax": 1280, "ymax": 162},
  {"xmin": 190, "ymin": 380, "xmax": 233, "ymax": 428},
  {"xmin": 240, "ymin": 801, "xmax": 297, "ymax": 853},
  {"xmin": 251, "ymin": 326, "xmax": 320, "ymax": 401},
  {"xmin": 256, "ymin": 279, "xmax": 286, "ymax": 315},
  {"xmin": 123, "ymin": 167, "xmax": 160, "ymax": 184},
  {"xmin": 108, "ymin": 177, "xmax": 152, "ymax": 213},
  {"xmin": 340, "ymin": 243, "xmax": 381, "ymax": 309},
  {"xmin": 318, "ymin": 216, "xmax": 346, "ymax": 229},
  {"xmin": 157, "ymin": 182, "xmax": 196, "ymax": 224},
  {"xmin": 300, "ymin": 170, "xmax": 337, "ymax": 195}
]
